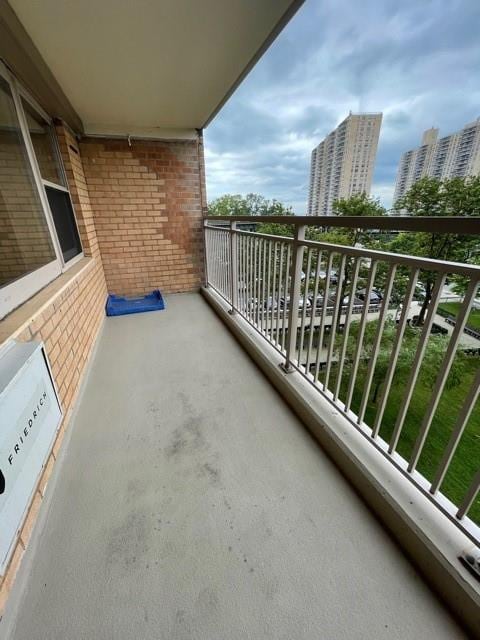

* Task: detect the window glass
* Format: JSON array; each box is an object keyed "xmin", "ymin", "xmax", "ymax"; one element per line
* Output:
[
  {"xmin": 22, "ymin": 97, "xmax": 81, "ymax": 262},
  {"xmin": 0, "ymin": 77, "xmax": 56, "ymax": 288},
  {"xmin": 45, "ymin": 186, "xmax": 81, "ymax": 262},
  {"xmin": 22, "ymin": 99, "xmax": 64, "ymax": 186}
]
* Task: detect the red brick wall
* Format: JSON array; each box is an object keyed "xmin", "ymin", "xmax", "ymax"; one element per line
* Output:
[
  {"xmin": 80, "ymin": 137, "xmax": 205, "ymax": 296},
  {"xmin": 0, "ymin": 128, "xmax": 207, "ymax": 611}
]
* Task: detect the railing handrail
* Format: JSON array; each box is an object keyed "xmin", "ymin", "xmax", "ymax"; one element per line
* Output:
[
  {"xmin": 204, "ymin": 215, "xmax": 480, "ymax": 235},
  {"xmin": 206, "ymin": 224, "xmax": 480, "ymax": 277}
]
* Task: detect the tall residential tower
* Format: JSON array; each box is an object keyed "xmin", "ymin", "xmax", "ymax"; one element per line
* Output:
[
  {"xmin": 307, "ymin": 112, "xmax": 382, "ymax": 216},
  {"xmin": 394, "ymin": 118, "xmax": 480, "ymax": 203}
]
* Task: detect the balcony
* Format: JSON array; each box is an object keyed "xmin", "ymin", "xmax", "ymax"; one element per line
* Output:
[
  {"xmin": 2, "ymin": 216, "xmax": 479, "ymax": 638},
  {"xmin": 0, "ymin": 293, "xmax": 469, "ymax": 639}
]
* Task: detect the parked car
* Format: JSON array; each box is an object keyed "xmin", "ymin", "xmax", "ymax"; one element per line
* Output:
[
  {"xmin": 357, "ymin": 289, "xmax": 383, "ymax": 303},
  {"xmin": 309, "ymin": 295, "xmax": 325, "ymax": 309},
  {"xmin": 317, "ymin": 269, "xmax": 338, "ymax": 284},
  {"xmin": 280, "ymin": 296, "xmax": 311, "ymax": 310},
  {"xmin": 263, "ymin": 297, "xmax": 278, "ymax": 311},
  {"xmin": 414, "ymin": 283, "xmax": 426, "ymax": 301}
]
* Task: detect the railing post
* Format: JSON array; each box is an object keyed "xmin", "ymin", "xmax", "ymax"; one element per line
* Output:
[
  {"xmin": 228, "ymin": 220, "xmax": 238, "ymax": 314},
  {"xmin": 203, "ymin": 220, "xmax": 210, "ymax": 287},
  {"xmin": 281, "ymin": 224, "xmax": 306, "ymax": 372}
]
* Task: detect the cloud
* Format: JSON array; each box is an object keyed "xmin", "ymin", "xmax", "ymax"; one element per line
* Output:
[{"xmin": 204, "ymin": 0, "xmax": 480, "ymax": 213}]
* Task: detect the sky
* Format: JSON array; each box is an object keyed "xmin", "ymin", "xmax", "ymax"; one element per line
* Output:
[{"xmin": 204, "ymin": 0, "xmax": 480, "ymax": 213}]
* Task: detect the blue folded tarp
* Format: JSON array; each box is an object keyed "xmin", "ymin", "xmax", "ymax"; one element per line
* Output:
[{"xmin": 106, "ymin": 290, "xmax": 165, "ymax": 316}]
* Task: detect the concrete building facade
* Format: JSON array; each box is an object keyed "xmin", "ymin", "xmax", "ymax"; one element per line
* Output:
[
  {"xmin": 307, "ymin": 112, "xmax": 382, "ymax": 216},
  {"xmin": 393, "ymin": 118, "xmax": 480, "ymax": 203}
]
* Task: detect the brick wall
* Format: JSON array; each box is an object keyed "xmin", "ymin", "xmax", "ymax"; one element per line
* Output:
[
  {"xmin": 0, "ymin": 127, "xmax": 207, "ymax": 612},
  {"xmin": 80, "ymin": 137, "xmax": 205, "ymax": 296},
  {"xmin": 0, "ymin": 123, "xmax": 108, "ymax": 611}
]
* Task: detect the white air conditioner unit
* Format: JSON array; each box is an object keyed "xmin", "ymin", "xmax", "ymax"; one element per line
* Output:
[{"xmin": 0, "ymin": 340, "xmax": 62, "ymax": 574}]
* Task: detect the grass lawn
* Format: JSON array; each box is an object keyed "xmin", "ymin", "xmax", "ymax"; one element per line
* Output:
[
  {"xmin": 320, "ymin": 355, "xmax": 480, "ymax": 525},
  {"xmin": 438, "ymin": 301, "xmax": 480, "ymax": 331}
]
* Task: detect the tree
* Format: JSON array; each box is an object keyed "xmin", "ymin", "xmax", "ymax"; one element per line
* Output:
[
  {"xmin": 307, "ymin": 194, "xmax": 387, "ymax": 323},
  {"xmin": 208, "ymin": 194, "xmax": 250, "ymax": 217},
  {"xmin": 392, "ymin": 176, "xmax": 480, "ymax": 323},
  {"xmin": 339, "ymin": 319, "xmax": 466, "ymax": 405},
  {"xmin": 208, "ymin": 193, "xmax": 293, "ymax": 218}
]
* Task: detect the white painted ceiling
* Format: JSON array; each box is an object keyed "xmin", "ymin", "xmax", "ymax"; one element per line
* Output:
[{"xmin": 10, "ymin": 0, "xmax": 299, "ymax": 136}]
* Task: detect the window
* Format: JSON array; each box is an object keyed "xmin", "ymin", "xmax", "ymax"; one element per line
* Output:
[
  {"xmin": 22, "ymin": 100, "xmax": 82, "ymax": 263},
  {"xmin": 0, "ymin": 77, "xmax": 56, "ymax": 289},
  {"xmin": 0, "ymin": 62, "xmax": 82, "ymax": 319}
]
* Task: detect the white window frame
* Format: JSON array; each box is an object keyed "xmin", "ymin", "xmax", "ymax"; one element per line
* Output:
[{"xmin": 0, "ymin": 61, "xmax": 83, "ymax": 320}]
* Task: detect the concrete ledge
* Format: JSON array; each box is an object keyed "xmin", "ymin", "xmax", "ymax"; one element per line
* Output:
[{"xmin": 201, "ymin": 286, "xmax": 480, "ymax": 637}]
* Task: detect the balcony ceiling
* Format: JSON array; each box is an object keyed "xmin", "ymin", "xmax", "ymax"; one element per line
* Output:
[{"xmin": 6, "ymin": 0, "xmax": 303, "ymax": 137}]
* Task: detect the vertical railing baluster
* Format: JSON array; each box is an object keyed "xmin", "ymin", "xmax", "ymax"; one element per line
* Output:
[
  {"xmin": 220, "ymin": 229, "xmax": 224, "ymax": 295},
  {"xmin": 298, "ymin": 248, "xmax": 312, "ymax": 370},
  {"xmin": 324, "ymin": 254, "xmax": 347, "ymax": 390},
  {"xmin": 261, "ymin": 239, "xmax": 267, "ymax": 334},
  {"xmin": 457, "ymin": 470, "xmax": 480, "ymax": 520},
  {"xmin": 430, "ymin": 367, "xmax": 480, "ymax": 495},
  {"xmin": 281, "ymin": 243, "xmax": 293, "ymax": 355},
  {"xmin": 306, "ymin": 249, "xmax": 322, "ymax": 376},
  {"xmin": 334, "ymin": 257, "xmax": 361, "ymax": 401},
  {"xmin": 276, "ymin": 243, "xmax": 284, "ymax": 349},
  {"xmin": 282, "ymin": 227, "xmax": 306, "ymax": 370},
  {"xmin": 250, "ymin": 236, "xmax": 255, "ymax": 323},
  {"xmin": 357, "ymin": 263, "xmax": 397, "ymax": 426},
  {"xmin": 270, "ymin": 242, "xmax": 278, "ymax": 345},
  {"xmin": 266, "ymin": 240, "xmax": 272, "ymax": 339},
  {"xmin": 229, "ymin": 221, "xmax": 237, "ymax": 312},
  {"xmin": 246, "ymin": 236, "xmax": 252, "ymax": 322},
  {"xmin": 344, "ymin": 260, "xmax": 378, "ymax": 413},
  {"xmin": 372, "ymin": 267, "xmax": 419, "ymax": 438},
  {"xmin": 258, "ymin": 238, "xmax": 263, "ymax": 331},
  {"xmin": 314, "ymin": 252, "xmax": 334, "ymax": 384},
  {"xmin": 211, "ymin": 228, "xmax": 217, "ymax": 291},
  {"xmin": 215, "ymin": 230, "xmax": 222, "ymax": 292},
  {"xmin": 204, "ymin": 225, "xmax": 210, "ymax": 286},
  {"xmin": 244, "ymin": 234, "xmax": 248, "ymax": 315},
  {"xmin": 239, "ymin": 233, "xmax": 244, "ymax": 313},
  {"xmin": 225, "ymin": 230, "xmax": 229, "ymax": 299},
  {"xmin": 389, "ymin": 273, "xmax": 447, "ymax": 454}
]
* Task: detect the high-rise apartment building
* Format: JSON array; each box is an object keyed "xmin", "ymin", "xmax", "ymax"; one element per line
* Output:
[
  {"xmin": 307, "ymin": 112, "xmax": 382, "ymax": 216},
  {"xmin": 393, "ymin": 118, "xmax": 480, "ymax": 203}
]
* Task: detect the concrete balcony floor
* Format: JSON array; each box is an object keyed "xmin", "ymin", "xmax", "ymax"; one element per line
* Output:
[{"xmin": 1, "ymin": 293, "xmax": 466, "ymax": 639}]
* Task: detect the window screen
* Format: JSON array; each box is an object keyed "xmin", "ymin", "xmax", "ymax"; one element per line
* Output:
[{"xmin": 45, "ymin": 186, "xmax": 82, "ymax": 263}]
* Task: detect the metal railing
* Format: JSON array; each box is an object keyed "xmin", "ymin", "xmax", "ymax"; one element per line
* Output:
[{"xmin": 204, "ymin": 216, "xmax": 480, "ymax": 545}]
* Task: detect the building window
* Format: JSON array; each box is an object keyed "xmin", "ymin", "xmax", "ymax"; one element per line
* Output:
[
  {"xmin": 0, "ymin": 62, "xmax": 82, "ymax": 319},
  {"xmin": 23, "ymin": 100, "xmax": 82, "ymax": 263}
]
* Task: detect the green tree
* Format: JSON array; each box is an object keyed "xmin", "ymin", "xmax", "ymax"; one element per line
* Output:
[
  {"xmin": 208, "ymin": 193, "xmax": 293, "ymax": 218},
  {"xmin": 339, "ymin": 319, "xmax": 466, "ymax": 405},
  {"xmin": 392, "ymin": 176, "xmax": 480, "ymax": 323},
  {"xmin": 309, "ymin": 193, "xmax": 387, "ymax": 316},
  {"xmin": 208, "ymin": 194, "xmax": 250, "ymax": 217}
]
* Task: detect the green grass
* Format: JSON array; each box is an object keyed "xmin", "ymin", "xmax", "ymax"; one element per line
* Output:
[
  {"xmin": 439, "ymin": 301, "xmax": 480, "ymax": 331},
  {"xmin": 320, "ymin": 355, "xmax": 480, "ymax": 525}
]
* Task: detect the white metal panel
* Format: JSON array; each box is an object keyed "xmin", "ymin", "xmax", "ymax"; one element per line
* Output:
[{"xmin": 0, "ymin": 341, "xmax": 62, "ymax": 574}]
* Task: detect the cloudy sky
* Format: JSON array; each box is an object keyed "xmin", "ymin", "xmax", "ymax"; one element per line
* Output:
[{"xmin": 204, "ymin": 0, "xmax": 480, "ymax": 213}]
